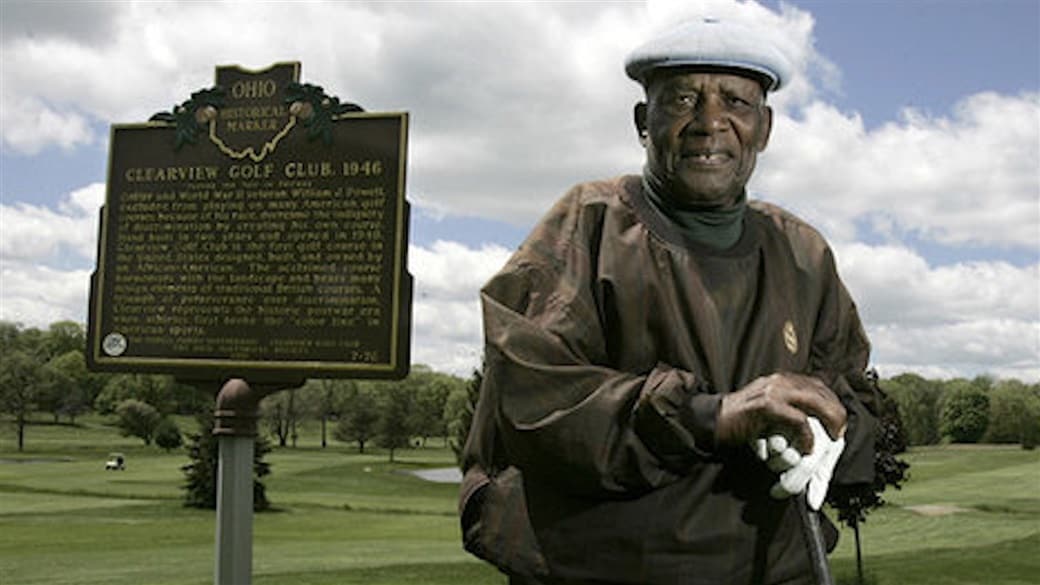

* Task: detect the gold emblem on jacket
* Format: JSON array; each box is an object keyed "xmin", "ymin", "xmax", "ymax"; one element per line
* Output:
[{"xmin": 783, "ymin": 320, "xmax": 798, "ymax": 354}]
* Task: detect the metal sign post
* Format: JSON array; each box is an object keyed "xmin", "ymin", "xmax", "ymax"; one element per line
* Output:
[
  {"xmin": 211, "ymin": 379, "xmax": 292, "ymax": 585},
  {"xmin": 216, "ymin": 433, "xmax": 254, "ymax": 585}
]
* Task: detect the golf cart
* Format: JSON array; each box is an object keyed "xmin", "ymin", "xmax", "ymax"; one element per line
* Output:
[{"xmin": 105, "ymin": 453, "xmax": 126, "ymax": 471}]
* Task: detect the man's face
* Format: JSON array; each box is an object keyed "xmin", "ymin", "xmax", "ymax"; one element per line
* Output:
[{"xmin": 639, "ymin": 69, "xmax": 773, "ymax": 208}]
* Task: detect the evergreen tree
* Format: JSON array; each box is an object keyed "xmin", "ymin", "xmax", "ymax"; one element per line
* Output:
[
  {"xmin": 447, "ymin": 365, "xmax": 483, "ymax": 467},
  {"xmin": 182, "ymin": 411, "xmax": 271, "ymax": 511},
  {"xmin": 827, "ymin": 370, "xmax": 910, "ymax": 585}
]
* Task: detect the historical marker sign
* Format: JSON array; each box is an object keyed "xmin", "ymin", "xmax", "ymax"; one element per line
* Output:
[{"xmin": 87, "ymin": 62, "xmax": 412, "ymax": 381}]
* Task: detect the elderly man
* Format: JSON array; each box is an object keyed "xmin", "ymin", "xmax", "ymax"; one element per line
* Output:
[{"xmin": 460, "ymin": 18, "xmax": 878, "ymax": 585}]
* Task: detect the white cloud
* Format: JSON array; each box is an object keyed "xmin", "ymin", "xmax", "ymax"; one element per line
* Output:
[
  {"xmin": 0, "ymin": 182, "xmax": 103, "ymax": 264},
  {"xmin": 0, "ymin": 182, "xmax": 102, "ymax": 328},
  {"xmin": 0, "ymin": 93, "xmax": 94, "ymax": 154},
  {"xmin": 0, "ymin": 260, "xmax": 91, "ymax": 327},
  {"xmin": 834, "ymin": 242, "xmax": 1039, "ymax": 380},
  {"xmin": 838, "ymin": 243, "xmax": 1039, "ymax": 327},
  {"xmin": 756, "ymin": 92, "xmax": 1040, "ymax": 250},
  {"xmin": 409, "ymin": 241, "xmax": 512, "ymax": 374},
  {"xmin": 870, "ymin": 320, "xmax": 1039, "ymax": 382},
  {"xmin": 410, "ymin": 240, "xmax": 511, "ymax": 300}
]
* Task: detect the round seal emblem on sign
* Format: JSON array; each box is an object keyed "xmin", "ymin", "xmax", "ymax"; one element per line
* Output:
[
  {"xmin": 103, "ymin": 333, "xmax": 128, "ymax": 357},
  {"xmin": 782, "ymin": 320, "xmax": 798, "ymax": 355}
]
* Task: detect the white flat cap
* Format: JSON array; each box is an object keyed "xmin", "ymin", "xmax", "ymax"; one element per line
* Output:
[{"xmin": 625, "ymin": 17, "xmax": 792, "ymax": 91}]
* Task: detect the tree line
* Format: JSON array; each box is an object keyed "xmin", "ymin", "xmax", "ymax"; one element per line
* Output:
[
  {"xmin": 884, "ymin": 372, "xmax": 1039, "ymax": 449},
  {"xmin": 260, "ymin": 364, "xmax": 471, "ymax": 462},
  {"xmin": 2, "ymin": 320, "xmax": 1036, "ymax": 454},
  {"xmin": 0, "ymin": 320, "xmax": 477, "ymax": 458}
]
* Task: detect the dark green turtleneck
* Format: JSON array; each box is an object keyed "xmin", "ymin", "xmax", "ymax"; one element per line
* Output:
[{"xmin": 642, "ymin": 170, "xmax": 747, "ymax": 250}]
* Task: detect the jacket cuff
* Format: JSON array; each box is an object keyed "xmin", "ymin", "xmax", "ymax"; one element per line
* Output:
[
  {"xmin": 681, "ymin": 392, "xmax": 722, "ymax": 454},
  {"xmin": 833, "ymin": 394, "xmax": 876, "ymax": 485},
  {"xmin": 634, "ymin": 365, "xmax": 720, "ymax": 469}
]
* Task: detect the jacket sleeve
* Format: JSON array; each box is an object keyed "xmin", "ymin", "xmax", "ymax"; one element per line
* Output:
[
  {"xmin": 808, "ymin": 246, "xmax": 877, "ymax": 486},
  {"xmin": 479, "ymin": 192, "xmax": 720, "ymax": 499}
]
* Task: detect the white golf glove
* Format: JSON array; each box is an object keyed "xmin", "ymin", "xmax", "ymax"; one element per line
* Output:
[
  {"xmin": 752, "ymin": 433, "xmax": 802, "ymax": 472},
  {"xmin": 752, "ymin": 417, "xmax": 845, "ymax": 510}
]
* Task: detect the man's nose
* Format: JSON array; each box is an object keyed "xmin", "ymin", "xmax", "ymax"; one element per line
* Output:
[{"xmin": 686, "ymin": 95, "xmax": 727, "ymax": 134}]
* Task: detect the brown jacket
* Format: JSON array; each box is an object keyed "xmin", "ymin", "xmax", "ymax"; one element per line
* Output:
[{"xmin": 461, "ymin": 176, "xmax": 877, "ymax": 585}]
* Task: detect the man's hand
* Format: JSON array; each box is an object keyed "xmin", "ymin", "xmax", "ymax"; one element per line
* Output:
[{"xmin": 715, "ymin": 373, "xmax": 846, "ymax": 454}]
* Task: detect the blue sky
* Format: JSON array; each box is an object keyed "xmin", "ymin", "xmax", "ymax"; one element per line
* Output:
[
  {"xmin": 1, "ymin": 0, "xmax": 1037, "ymax": 379},
  {"xmin": 798, "ymin": 1, "xmax": 1038, "ymax": 129}
]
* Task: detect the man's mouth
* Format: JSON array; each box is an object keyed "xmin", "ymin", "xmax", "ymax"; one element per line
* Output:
[{"xmin": 683, "ymin": 151, "xmax": 731, "ymax": 165}]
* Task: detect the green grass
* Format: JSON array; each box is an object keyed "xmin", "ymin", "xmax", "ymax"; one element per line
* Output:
[
  {"xmin": 1, "ymin": 415, "xmax": 1038, "ymax": 584},
  {"xmin": 828, "ymin": 445, "xmax": 1040, "ymax": 585},
  {"xmin": 0, "ymin": 414, "xmax": 500, "ymax": 585}
]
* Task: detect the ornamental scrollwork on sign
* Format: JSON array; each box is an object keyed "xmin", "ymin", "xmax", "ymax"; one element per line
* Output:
[
  {"xmin": 285, "ymin": 82, "xmax": 365, "ymax": 145},
  {"xmin": 149, "ymin": 87, "xmax": 226, "ymax": 151}
]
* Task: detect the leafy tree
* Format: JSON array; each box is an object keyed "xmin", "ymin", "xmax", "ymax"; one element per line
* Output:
[
  {"xmin": 409, "ymin": 368, "xmax": 458, "ymax": 447},
  {"xmin": 262, "ymin": 388, "xmax": 301, "ymax": 448},
  {"xmin": 0, "ymin": 349, "xmax": 42, "ymax": 451},
  {"xmin": 885, "ymin": 373, "xmax": 942, "ymax": 445},
  {"xmin": 182, "ymin": 411, "xmax": 271, "ymax": 511},
  {"xmin": 0, "ymin": 321, "xmax": 21, "ymax": 352},
  {"xmin": 155, "ymin": 418, "xmax": 184, "ymax": 452},
  {"xmin": 446, "ymin": 366, "xmax": 483, "ymax": 467},
  {"xmin": 167, "ymin": 380, "xmax": 213, "ymax": 416},
  {"xmin": 303, "ymin": 378, "xmax": 354, "ymax": 448},
  {"xmin": 42, "ymin": 321, "xmax": 85, "ymax": 360},
  {"xmin": 983, "ymin": 380, "xmax": 1026, "ymax": 444},
  {"xmin": 95, "ymin": 374, "xmax": 176, "ymax": 415},
  {"xmin": 984, "ymin": 380, "xmax": 1040, "ymax": 448},
  {"xmin": 36, "ymin": 358, "xmax": 75, "ymax": 423},
  {"xmin": 40, "ymin": 350, "xmax": 91, "ymax": 423},
  {"xmin": 376, "ymin": 381, "xmax": 415, "ymax": 462},
  {"xmin": 968, "ymin": 374, "xmax": 996, "ymax": 393},
  {"xmin": 115, "ymin": 399, "xmax": 162, "ymax": 445},
  {"xmin": 940, "ymin": 384, "xmax": 990, "ymax": 443},
  {"xmin": 333, "ymin": 384, "xmax": 379, "ymax": 453},
  {"xmin": 11, "ymin": 325, "xmax": 46, "ymax": 360}
]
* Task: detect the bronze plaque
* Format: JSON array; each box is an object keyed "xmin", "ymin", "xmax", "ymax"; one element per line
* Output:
[{"xmin": 87, "ymin": 62, "xmax": 412, "ymax": 381}]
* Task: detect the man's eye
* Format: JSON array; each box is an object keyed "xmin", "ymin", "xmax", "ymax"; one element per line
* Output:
[
  {"xmin": 726, "ymin": 95, "xmax": 751, "ymax": 108},
  {"xmin": 668, "ymin": 94, "xmax": 697, "ymax": 110},
  {"xmin": 677, "ymin": 94, "xmax": 696, "ymax": 105}
]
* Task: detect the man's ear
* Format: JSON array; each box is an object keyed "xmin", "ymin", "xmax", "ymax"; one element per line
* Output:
[
  {"xmin": 634, "ymin": 102, "xmax": 648, "ymax": 146},
  {"xmin": 756, "ymin": 105, "xmax": 773, "ymax": 152}
]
